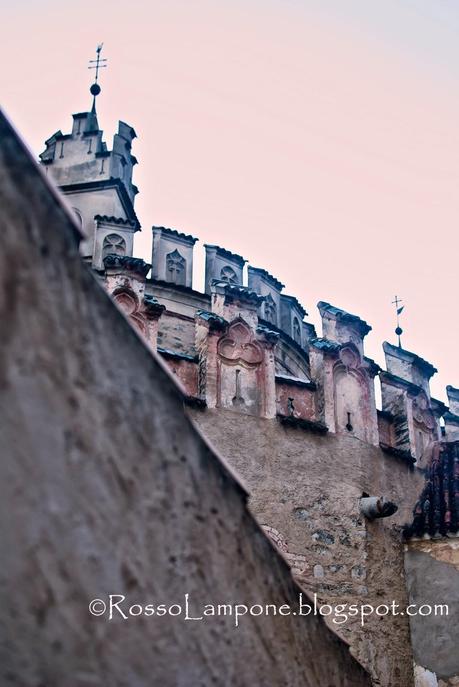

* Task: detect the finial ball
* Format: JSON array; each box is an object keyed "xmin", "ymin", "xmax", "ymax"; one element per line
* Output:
[
  {"xmin": 90, "ymin": 83, "xmax": 101, "ymax": 96},
  {"xmin": 395, "ymin": 326, "xmax": 403, "ymax": 336}
]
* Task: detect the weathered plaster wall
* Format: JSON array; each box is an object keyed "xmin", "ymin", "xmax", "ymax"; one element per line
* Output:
[
  {"xmin": 377, "ymin": 412, "xmax": 395, "ymax": 447},
  {"xmin": 147, "ymin": 280, "xmax": 209, "ymax": 318},
  {"xmin": 405, "ymin": 540, "xmax": 459, "ymax": 687},
  {"xmin": 157, "ymin": 310, "xmax": 197, "ymax": 356},
  {"xmin": 191, "ymin": 408, "xmax": 425, "ymax": 687},
  {"xmin": 162, "ymin": 355, "xmax": 199, "ymax": 396},
  {"xmin": 275, "ymin": 380, "xmax": 316, "ymax": 420},
  {"xmin": 0, "ymin": 112, "xmax": 371, "ymax": 687},
  {"xmin": 64, "ymin": 187, "xmax": 128, "ymax": 247}
]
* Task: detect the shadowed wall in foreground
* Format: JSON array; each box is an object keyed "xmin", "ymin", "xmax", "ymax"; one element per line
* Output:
[{"xmin": 0, "ymin": 111, "xmax": 370, "ymax": 687}]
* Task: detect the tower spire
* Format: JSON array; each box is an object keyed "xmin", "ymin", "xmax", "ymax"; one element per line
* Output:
[
  {"xmin": 392, "ymin": 295, "xmax": 404, "ymax": 348},
  {"xmin": 88, "ymin": 43, "xmax": 107, "ymax": 113}
]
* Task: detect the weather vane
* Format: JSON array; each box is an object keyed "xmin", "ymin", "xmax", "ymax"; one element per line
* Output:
[
  {"xmin": 392, "ymin": 295, "xmax": 404, "ymax": 348},
  {"xmin": 88, "ymin": 43, "xmax": 107, "ymax": 112}
]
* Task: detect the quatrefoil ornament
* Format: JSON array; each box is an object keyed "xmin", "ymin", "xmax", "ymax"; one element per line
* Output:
[{"xmin": 217, "ymin": 321, "xmax": 263, "ymax": 366}]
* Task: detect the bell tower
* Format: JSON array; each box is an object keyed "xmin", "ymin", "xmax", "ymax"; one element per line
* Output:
[{"xmin": 39, "ymin": 45, "xmax": 140, "ymax": 264}]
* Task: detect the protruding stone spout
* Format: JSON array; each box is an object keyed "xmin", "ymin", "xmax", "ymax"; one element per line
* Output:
[{"xmin": 360, "ymin": 496, "xmax": 398, "ymax": 520}]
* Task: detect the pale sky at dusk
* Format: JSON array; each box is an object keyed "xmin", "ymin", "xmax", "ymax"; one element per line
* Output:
[{"xmin": 1, "ymin": 0, "xmax": 458, "ymax": 402}]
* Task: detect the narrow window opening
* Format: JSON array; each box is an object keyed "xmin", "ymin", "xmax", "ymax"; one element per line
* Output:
[{"xmin": 345, "ymin": 412, "xmax": 353, "ymax": 432}]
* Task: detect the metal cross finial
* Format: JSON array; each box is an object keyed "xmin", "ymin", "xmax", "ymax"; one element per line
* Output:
[
  {"xmin": 392, "ymin": 295, "xmax": 404, "ymax": 348},
  {"xmin": 88, "ymin": 43, "xmax": 107, "ymax": 84},
  {"xmin": 88, "ymin": 44, "xmax": 107, "ymax": 112}
]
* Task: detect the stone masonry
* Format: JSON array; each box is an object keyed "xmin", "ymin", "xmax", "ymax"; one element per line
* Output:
[{"xmin": 0, "ymin": 110, "xmax": 372, "ymax": 687}]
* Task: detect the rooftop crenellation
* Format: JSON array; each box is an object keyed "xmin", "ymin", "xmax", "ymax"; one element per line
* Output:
[{"xmin": 37, "ymin": 95, "xmax": 456, "ymax": 458}]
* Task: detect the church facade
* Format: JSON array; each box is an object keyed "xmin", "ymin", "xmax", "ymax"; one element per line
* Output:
[{"xmin": 36, "ymin": 99, "xmax": 459, "ymax": 687}]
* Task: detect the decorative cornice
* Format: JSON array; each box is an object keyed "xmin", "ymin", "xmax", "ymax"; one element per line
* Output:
[
  {"xmin": 103, "ymin": 254, "xmax": 151, "ymax": 277},
  {"xmin": 379, "ymin": 370, "xmax": 423, "ymax": 397},
  {"xmin": 444, "ymin": 411, "xmax": 459, "ymax": 426},
  {"xmin": 280, "ymin": 294, "xmax": 308, "ymax": 318},
  {"xmin": 277, "ymin": 414, "xmax": 328, "ymax": 435},
  {"xmin": 143, "ymin": 294, "xmax": 165, "ymax": 318},
  {"xmin": 431, "ymin": 397, "xmax": 447, "ymax": 418},
  {"xmin": 379, "ymin": 443, "xmax": 416, "ymax": 465},
  {"xmin": 317, "ymin": 301, "xmax": 372, "ymax": 337},
  {"xmin": 256, "ymin": 324, "xmax": 280, "ymax": 345},
  {"xmin": 383, "ymin": 342, "xmax": 437, "ymax": 379},
  {"xmin": 211, "ymin": 280, "xmax": 265, "ymax": 307},
  {"xmin": 309, "ymin": 337, "xmax": 341, "ymax": 354},
  {"xmin": 152, "ymin": 226, "xmax": 198, "ymax": 245},
  {"xmin": 204, "ymin": 244, "xmax": 246, "ymax": 267},
  {"xmin": 248, "ymin": 266, "xmax": 285, "ymax": 292},
  {"xmin": 95, "ymin": 214, "xmax": 137, "ymax": 228},
  {"xmin": 447, "ymin": 385, "xmax": 459, "ymax": 404},
  {"xmin": 363, "ymin": 356, "xmax": 382, "ymax": 378},
  {"xmin": 275, "ymin": 374, "xmax": 316, "ymax": 391},
  {"xmin": 157, "ymin": 347, "xmax": 198, "ymax": 363},
  {"xmin": 42, "ymin": 130, "xmax": 63, "ymax": 147},
  {"xmin": 195, "ymin": 309, "xmax": 228, "ymax": 332},
  {"xmin": 119, "ymin": 121, "xmax": 137, "ymax": 140}
]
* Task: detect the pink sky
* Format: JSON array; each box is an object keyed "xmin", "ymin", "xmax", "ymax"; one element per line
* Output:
[{"xmin": 2, "ymin": 0, "xmax": 458, "ymax": 402}]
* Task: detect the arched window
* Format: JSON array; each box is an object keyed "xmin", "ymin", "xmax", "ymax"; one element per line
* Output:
[
  {"xmin": 166, "ymin": 249, "xmax": 186, "ymax": 285},
  {"xmin": 102, "ymin": 233, "xmax": 126, "ymax": 258},
  {"xmin": 220, "ymin": 265, "xmax": 238, "ymax": 284},
  {"xmin": 292, "ymin": 317, "xmax": 301, "ymax": 344}
]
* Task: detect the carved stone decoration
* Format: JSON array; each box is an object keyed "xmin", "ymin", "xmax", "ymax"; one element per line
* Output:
[
  {"xmin": 216, "ymin": 319, "xmax": 264, "ymax": 415},
  {"xmin": 263, "ymin": 293, "xmax": 277, "ymax": 325},
  {"xmin": 109, "ymin": 284, "xmax": 164, "ymax": 349},
  {"xmin": 220, "ymin": 265, "xmax": 238, "ymax": 284},
  {"xmin": 166, "ymin": 249, "xmax": 186, "ymax": 285},
  {"xmin": 102, "ymin": 233, "xmax": 126, "ymax": 258},
  {"xmin": 112, "ymin": 287, "xmax": 147, "ymax": 336},
  {"xmin": 218, "ymin": 320, "xmax": 264, "ymax": 367},
  {"xmin": 338, "ymin": 345, "xmax": 361, "ymax": 370},
  {"xmin": 332, "ymin": 344, "xmax": 376, "ymax": 444},
  {"xmin": 196, "ymin": 311, "xmax": 277, "ymax": 419}
]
